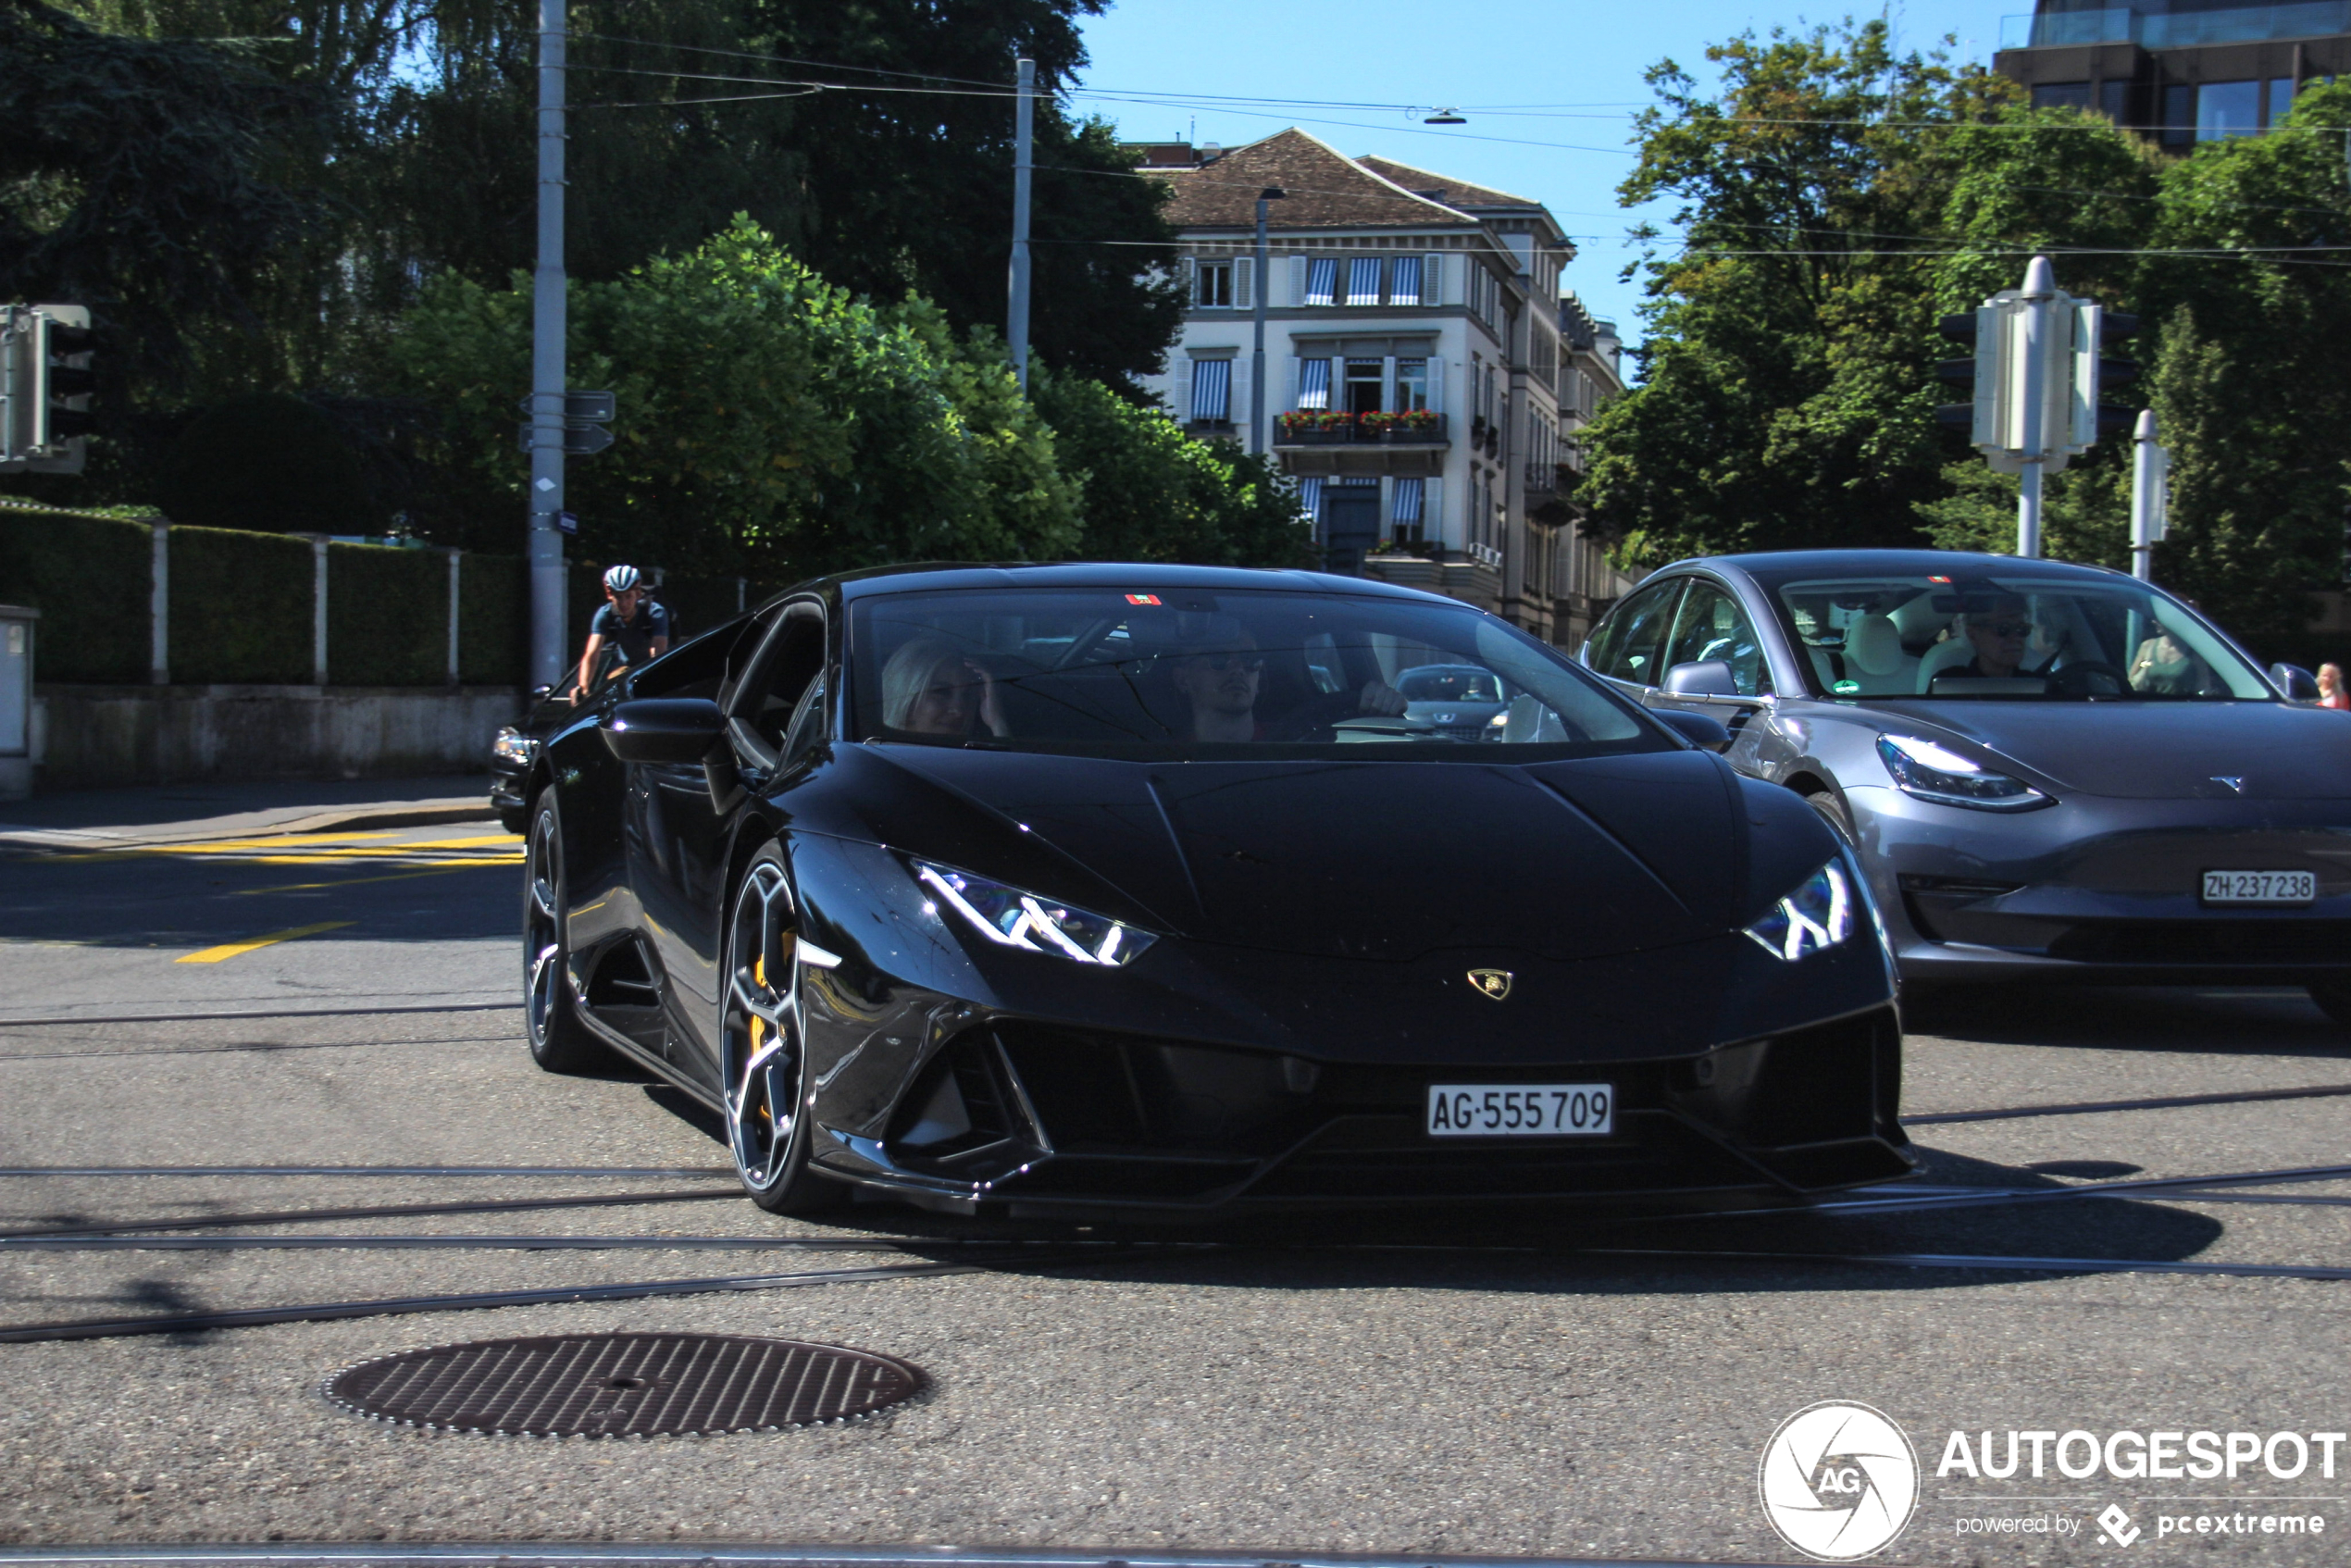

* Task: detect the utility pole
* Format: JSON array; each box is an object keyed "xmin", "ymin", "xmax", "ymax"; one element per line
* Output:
[
  {"xmin": 527, "ymin": 0, "xmax": 567, "ymax": 690},
  {"xmin": 2013, "ymin": 255, "xmax": 2056, "ymax": 559},
  {"xmin": 1251, "ymin": 188, "xmax": 1283, "ymax": 455},
  {"xmin": 1007, "ymin": 57, "xmax": 1035, "ymax": 392},
  {"xmin": 2131, "ymin": 408, "xmax": 2170, "ymax": 582}
]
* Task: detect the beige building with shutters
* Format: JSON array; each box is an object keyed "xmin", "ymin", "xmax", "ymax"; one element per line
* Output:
[{"xmin": 1132, "ymin": 128, "xmax": 1636, "ymax": 649}]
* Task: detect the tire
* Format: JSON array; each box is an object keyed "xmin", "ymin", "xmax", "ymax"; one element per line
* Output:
[
  {"xmin": 2308, "ymin": 977, "xmax": 2351, "ymax": 1029},
  {"xmin": 1805, "ymin": 787, "xmax": 1858, "ymax": 848},
  {"xmin": 522, "ymin": 787, "xmax": 610, "ymax": 1073},
  {"xmin": 720, "ymin": 845, "xmax": 847, "ymax": 1215}
]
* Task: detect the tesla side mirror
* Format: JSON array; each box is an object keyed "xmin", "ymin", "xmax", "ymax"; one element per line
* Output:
[
  {"xmin": 1650, "ymin": 708, "xmax": 1732, "ymax": 753},
  {"xmin": 1662, "ymin": 659, "xmax": 1738, "ymax": 698},
  {"xmin": 603, "ymin": 697, "xmax": 728, "ymax": 764},
  {"xmin": 2271, "ymin": 663, "xmax": 2322, "ymax": 702}
]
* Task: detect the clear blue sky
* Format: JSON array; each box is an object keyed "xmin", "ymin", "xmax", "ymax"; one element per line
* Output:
[{"xmin": 1071, "ymin": 2, "xmax": 2008, "ymax": 342}]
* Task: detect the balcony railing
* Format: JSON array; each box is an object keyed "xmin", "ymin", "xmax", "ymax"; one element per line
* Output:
[
  {"xmin": 1999, "ymin": 3, "xmax": 2351, "ymax": 50},
  {"xmin": 1274, "ymin": 413, "xmax": 1449, "ymax": 447}
]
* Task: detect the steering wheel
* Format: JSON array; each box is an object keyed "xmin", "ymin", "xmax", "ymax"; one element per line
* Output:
[{"xmin": 2047, "ymin": 660, "xmax": 2130, "ymax": 697}]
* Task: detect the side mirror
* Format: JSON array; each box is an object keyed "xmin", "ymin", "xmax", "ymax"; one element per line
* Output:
[
  {"xmin": 2271, "ymin": 663, "xmax": 2322, "ymax": 702},
  {"xmin": 603, "ymin": 697, "xmax": 728, "ymax": 764},
  {"xmin": 1651, "ymin": 707, "xmax": 1732, "ymax": 753},
  {"xmin": 1662, "ymin": 659, "xmax": 1738, "ymax": 698},
  {"xmin": 529, "ymin": 684, "xmax": 554, "ymax": 703}
]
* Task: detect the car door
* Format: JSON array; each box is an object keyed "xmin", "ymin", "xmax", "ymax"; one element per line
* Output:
[
  {"xmin": 647, "ymin": 598, "xmax": 830, "ymax": 1089},
  {"xmin": 613, "ymin": 607, "xmax": 794, "ymax": 1091},
  {"xmin": 1647, "ymin": 577, "xmax": 1779, "ymax": 765},
  {"xmin": 1583, "ymin": 576, "xmax": 1687, "ymax": 697}
]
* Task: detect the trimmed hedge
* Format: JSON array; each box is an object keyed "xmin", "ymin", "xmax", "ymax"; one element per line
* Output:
[
  {"xmin": 0, "ymin": 511, "xmax": 153, "ymax": 683},
  {"xmin": 169, "ymin": 526, "xmax": 315, "ymax": 685},
  {"xmin": 459, "ymin": 553, "xmax": 528, "ymax": 686},
  {"xmin": 328, "ymin": 542, "xmax": 445, "ymax": 687}
]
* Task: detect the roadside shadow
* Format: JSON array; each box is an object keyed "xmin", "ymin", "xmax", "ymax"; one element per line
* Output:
[
  {"xmin": 805, "ymin": 1145, "xmax": 2234, "ymax": 1299},
  {"xmin": 1904, "ymin": 982, "xmax": 2350, "ymax": 1059}
]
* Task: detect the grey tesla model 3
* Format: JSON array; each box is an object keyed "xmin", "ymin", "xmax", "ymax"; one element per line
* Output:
[{"xmin": 1577, "ymin": 549, "xmax": 2351, "ymax": 1021}]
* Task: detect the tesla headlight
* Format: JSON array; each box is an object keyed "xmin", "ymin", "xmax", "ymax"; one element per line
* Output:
[
  {"xmin": 1744, "ymin": 860, "xmax": 1857, "ymax": 962},
  {"xmin": 1875, "ymin": 734, "xmax": 2049, "ymax": 812},
  {"xmin": 491, "ymin": 726, "xmax": 537, "ymax": 766},
  {"xmin": 913, "ymin": 861, "xmax": 1157, "ymax": 966}
]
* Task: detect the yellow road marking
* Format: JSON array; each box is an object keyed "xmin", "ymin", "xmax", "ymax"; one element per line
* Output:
[
  {"xmin": 40, "ymin": 829, "xmax": 517, "ymax": 865},
  {"xmin": 232, "ymin": 865, "xmax": 507, "ymax": 895},
  {"xmin": 176, "ymin": 921, "xmax": 355, "ymax": 964},
  {"xmin": 229, "ymin": 852, "xmax": 519, "ymax": 867}
]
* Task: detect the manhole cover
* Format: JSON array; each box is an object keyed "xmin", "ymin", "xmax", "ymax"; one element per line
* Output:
[{"xmin": 323, "ymin": 1332, "xmax": 923, "ymax": 1437}]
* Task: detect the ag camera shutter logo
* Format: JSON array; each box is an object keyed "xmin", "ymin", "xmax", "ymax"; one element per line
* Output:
[{"xmin": 1759, "ymin": 1400, "xmax": 1922, "ymax": 1560}]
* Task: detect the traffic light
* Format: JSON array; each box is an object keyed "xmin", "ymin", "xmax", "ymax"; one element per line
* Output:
[
  {"xmin": 2094, "ymin": 310, "xmax": 2141, "ymax": 439},
  {"xmin": 1934, "ymin": 309, "xmax": 1998, "ymax": 444},
  {"xmin": 1, "ymin": 304, "xmax": 94, "ymax": 474}
]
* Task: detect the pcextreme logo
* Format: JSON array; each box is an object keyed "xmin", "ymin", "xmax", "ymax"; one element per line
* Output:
[{"xmin": 1760, "ymin": 1400, "xmax": 1922, "ymax": 1561}]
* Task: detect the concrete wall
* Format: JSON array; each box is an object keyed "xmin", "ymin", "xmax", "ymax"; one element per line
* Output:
[{"xmin": 30, "ymin": 685, "xmax": 526, "ymax": 791}]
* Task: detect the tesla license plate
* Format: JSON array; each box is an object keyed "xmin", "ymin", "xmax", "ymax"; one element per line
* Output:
[
  {"xmin": 2202, "ymin": 870, "xmax": 2317, "ymax": 906},
  {"xmin": 1426, "ymin": 1084, "xmax": 1613, "ymax": 1138}
]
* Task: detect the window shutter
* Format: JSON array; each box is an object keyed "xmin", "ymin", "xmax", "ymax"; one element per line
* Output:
[
  {"xmin": 1284, "ymin": 355, "xmax": 1300, "ymax": 413},
  {"xmin": 1381, "ymin": 356, "xmax": 1398, "ymax": 413},
  {"xmin": 1234, "ymin": 257, "xmax": 1254, "ymax": 309},
  {"xmin": 1423, "ymin": 476, "xmax": 1443, "ymax": 539},
  {"xmin": 1169, "ymin": 357, "xmax": 1193, "ymax": 422},
  {"xmin": 1424, "ymin": 355, "xmax": 1445, "ymax": 415},
  {"xmin": 1232, "ymin": 356, "xmax": 1252, "ymax": 434},
  {"xmin": 1424, "ymin": 254, "xmax": 1445, "ymax": 305},
  {"xmin": 1289, "ymin": 255, "xmax": 1307, "ymax": 307},
  {"xmin": 1179, "ymin": 257, "xmax": 1197, "ymax": 305}
]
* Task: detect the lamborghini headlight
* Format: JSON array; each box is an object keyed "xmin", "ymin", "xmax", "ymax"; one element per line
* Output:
[
  {"xmin": 1744, "ymin": 859, "xmax": 1856, "ymax": 962},
  {"xmin": 914, "ymin": 860, "xmax": 1157, "ymax": 966},
  {"xmin": 491, "ymin": 726, "xmax": 537, "ymax": 766},
  {"xmin": 1876, "ymin": 734, "xmax": 2049, "ymax": 812}
]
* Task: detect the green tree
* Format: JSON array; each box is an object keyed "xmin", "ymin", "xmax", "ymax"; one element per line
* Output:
[
  {"xmin": 1029, "ymin": 368, "xmax": 1312, "ymax": 567},
  {"xmin": 2133, "ymin": 81, "xmax": 2351, "ymax": 646},
  {"xmin": 390, "ymin": 216, "xmax": 1080, "ymax": 576},
  {"xmin": 0, "ymin": 0, "xmax": 319, "ymax": 396}
]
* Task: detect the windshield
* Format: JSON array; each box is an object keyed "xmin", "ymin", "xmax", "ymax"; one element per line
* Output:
[
  {"xmin": 1766, "ymin": 570, "xmax": 2271, "ymax": 701},
  {"xmin": 850, "ymin": 586, "xmax": 1659, "ymax": 758}
]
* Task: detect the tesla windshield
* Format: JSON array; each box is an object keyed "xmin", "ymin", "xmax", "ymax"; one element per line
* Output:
[
  {"xmin": 852, "ymin": 587, "xmax": 1657, "ymax": 756},
  {"xmin": 1767, "ymin": 572, "xmax": 2272, "ymax": 701}
]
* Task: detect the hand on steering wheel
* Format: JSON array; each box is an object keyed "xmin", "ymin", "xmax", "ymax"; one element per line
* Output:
[{"xmin": 2049, "ymin": 660, "xmax": 2130, "ymax": 697}]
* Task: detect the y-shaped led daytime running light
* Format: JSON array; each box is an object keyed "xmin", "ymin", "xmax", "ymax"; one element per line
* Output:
[
  {"xmin": 1744, "ymin": 860, "xmax": 1856, "ymax": 962},
  {"xmin": 914, "ymin": 862, "xmax": 1156, "ymax": 966}
]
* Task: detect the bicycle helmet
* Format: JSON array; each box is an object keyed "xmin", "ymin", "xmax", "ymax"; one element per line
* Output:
[{"xmin": 603, "ymin": 565, "xmax": 641, "ymax": 594}]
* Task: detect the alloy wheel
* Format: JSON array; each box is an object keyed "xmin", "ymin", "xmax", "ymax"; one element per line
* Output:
[
  {"xmin": 525, "ymin": 806, "xmax": 565, "ymax": 1049},
  {"xmin": 723, "ymin": 860, "xmax": 804, "ymax": 1193}
]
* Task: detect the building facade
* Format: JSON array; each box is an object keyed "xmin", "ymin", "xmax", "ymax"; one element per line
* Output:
[
  {"xmin": 1134, "ymin": 130, "xmax": 1635, "ymax": 650},
  {"xmin": 1994, "ymin": 0, "xmax": 2349, "ymax": 143}
]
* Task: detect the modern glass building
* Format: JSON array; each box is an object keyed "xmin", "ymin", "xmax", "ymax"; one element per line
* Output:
[{"xmin": 1994, "ymin": 1, "xmax": 2347, "ymax": 144}]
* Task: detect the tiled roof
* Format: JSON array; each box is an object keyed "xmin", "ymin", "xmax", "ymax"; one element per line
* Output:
[
  {"xmin": 1156, "ymin": 130, "xmax": 1478, "ymax": 231},
  {"xmin": 1351, "ymin": 156, "xmax": 1540, "ymax": 210}
]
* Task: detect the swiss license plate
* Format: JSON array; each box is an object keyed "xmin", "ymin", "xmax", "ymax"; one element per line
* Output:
[
  {"xmin": 2202, "ymin": 869, "xmax": 2316, "ymax": 905},
  {"xmin": 1426, "ymin": 1083, "xmax": 1614, "ymax": 1139}
]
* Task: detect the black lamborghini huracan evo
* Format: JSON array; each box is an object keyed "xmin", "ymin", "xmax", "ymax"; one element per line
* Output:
[{"xmin": 519, "ymin": 563, "xmax": 1912, "ymax": 1218}]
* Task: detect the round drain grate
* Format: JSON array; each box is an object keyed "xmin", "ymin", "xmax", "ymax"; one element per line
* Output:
[{"xmin": 323, "ymin": 1332, "xmax": 923, "ymax": 1437}]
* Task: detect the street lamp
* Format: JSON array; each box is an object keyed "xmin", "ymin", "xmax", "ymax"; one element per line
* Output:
[{"xmin": 1252, "ymin": 186, "xmax": 1285, "ymax": 456}]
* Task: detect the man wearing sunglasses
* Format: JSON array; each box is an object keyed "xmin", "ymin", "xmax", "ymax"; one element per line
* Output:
[
  {"xmin": 1953, "ymin": 594, "xmax": 2043, "ymax": 680},
  {"xmin": 1169, "ymin": 622, "xmax": 1404, "ymax": 742}
]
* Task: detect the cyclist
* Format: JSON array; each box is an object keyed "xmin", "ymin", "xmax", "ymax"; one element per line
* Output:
[{"xmin": 575, "ymin": 565, "xmax": 672, "ymax": 695}]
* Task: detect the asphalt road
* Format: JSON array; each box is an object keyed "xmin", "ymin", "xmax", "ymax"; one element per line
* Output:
[{"xmin": 4, "ymin": 819, "xmax": 2350, "ymax": 1563}]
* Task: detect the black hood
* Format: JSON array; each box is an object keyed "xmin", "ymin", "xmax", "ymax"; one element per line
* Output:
[{"xmin": 849, "ymin": 746, "xmax": 1784, "ymax": 964}]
